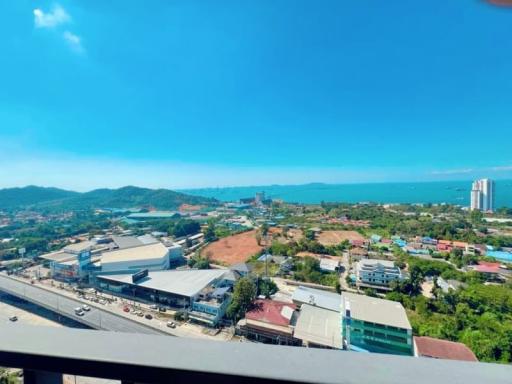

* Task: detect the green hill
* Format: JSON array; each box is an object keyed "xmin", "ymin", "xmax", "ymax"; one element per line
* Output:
[
  {"xmin": 0, "ymin": 186, "xmax": 79, "ymax": 210},
  {"xmin": 0, "ymin": 185, "xmax": 217, "ymax": 211}
]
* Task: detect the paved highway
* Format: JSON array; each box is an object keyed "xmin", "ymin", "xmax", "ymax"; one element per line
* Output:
[{"xmin": 0, "ymin": 274, "xmax": 164, "ymax": 335}]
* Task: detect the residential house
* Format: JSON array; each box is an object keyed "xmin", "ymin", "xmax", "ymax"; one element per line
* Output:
[
  {"xmin": 414, "ymin": 336, "xmax": 477, "ymax": 362},
  {"xmin": 355, "ymin": 259, "xmax": 404, "ymax": 290},
  {"xmin": 237, "ymin": 299, "xmax": 299, "ymax": 345}
]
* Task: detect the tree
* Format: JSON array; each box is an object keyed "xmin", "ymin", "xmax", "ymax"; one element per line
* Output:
[
  {"xmin": 470, "ymin": 209, "xmax": 483, "ymax": 225},
  {"xmin": 255, "ymin": 232, "xmax": 262, "ymax": 246},
  {"xmin": 261, "ymin": 224, "xmax": 269, "ymax": 237},
  {"xmin": 204, "ymin": 220, "xmax": 216, "ymax": 242},
  {"xmin": 227, "ymin": 277, "xmax": 257, "ymax": 320},
  {"xmin": 172, "ymin": 219, "xmax": 200, "ymax": 238},
  {"xmin": 188, "ymin": 254, "xmax": 210, "ymax": 269},
  {"xmin": 257, "ymin": 278, "xmax": 278, "ymax": 298},
  {"xmin": 305, "ymin": 230, "xmax": 316, "ymax": 241}
]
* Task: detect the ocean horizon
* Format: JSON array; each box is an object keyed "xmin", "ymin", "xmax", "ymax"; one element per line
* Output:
[{"xmin": 182, "ymin": 180, "xmax": 512, "ymax": 208}]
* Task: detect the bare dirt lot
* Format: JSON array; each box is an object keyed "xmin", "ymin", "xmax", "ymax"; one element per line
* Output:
[
  {"xmin": 317, "ymin": 230, "xmax": 365, "ymax": 246},
  {"xmin": 202, "ymin": 230, "xmax": 264, "ymax": 265},
  {"xmin": 296, "ymin": 252, "xmax": 341, "ymax": 261},
  {"xmin": 271, "ymin": 227, "xmax": 304, "ymax": 244}
]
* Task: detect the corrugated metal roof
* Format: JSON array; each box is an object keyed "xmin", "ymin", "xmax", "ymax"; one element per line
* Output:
[
  {"xmin": 292, "ymin": 286, "xmax": 341, "ymax": 312},
  {"xmin": 342, "ymin": 292, "xmax": 411, "ymax": 330},
  {"xmin": 294, "ymin": 304, "xmax": 342, "ymax": 349},
  {"xmin": 101, "ymin": 242, "xmax": 168, "ymax": 264},
  {"xmin": 98, "ymin": 269, "xmax": 227, "ymax": 298}
]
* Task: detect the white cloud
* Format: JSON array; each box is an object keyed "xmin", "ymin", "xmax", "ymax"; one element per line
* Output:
[
  {"xmin": 33, "ymin": 5, "xmax": 70, "ymax": 28},
  {"xmin": 431, "ymin": 168, "xmax": 474, "ymax": 176},
  {"xmin": 63, "ymin": 31, "xmax": 84, "ymax": 53},
  {"xmin": 492, "ymin": 165, "xmax": 512, "ymax": 171}
]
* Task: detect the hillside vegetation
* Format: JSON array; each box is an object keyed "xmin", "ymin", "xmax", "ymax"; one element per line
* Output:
[{"xmin": 0, "ymin": 185, "xmax": 217, "ymax": 211}]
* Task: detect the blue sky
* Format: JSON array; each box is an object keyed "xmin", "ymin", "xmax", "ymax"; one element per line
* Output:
[{"xmin": 0, "ymin": 1, "xmax": 511, "ymax": 191}]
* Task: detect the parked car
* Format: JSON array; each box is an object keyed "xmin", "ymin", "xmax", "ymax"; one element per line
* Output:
[
  {"xmin": 166, "ymin": 321, "xmax": 176, "ymax": 328},
  {"xmin": 149, "ymin": 304, "xmax": 158, "ymax": 310},
  {"xmin": 74, "ymin": 308, "xmax": 85, "ymax": 316},
  {"xmin": 145, "ymin": 314, "xmax": 153, "ymax": 320},
  {"xmin": 82, "ymin": 305, "xmax": 91, "ymax": 312},
  {"xmin": 9, "ymin": 315, "xmax": 18, "ymax": 322},
  {"xmin": 137, "ymin": 311, "xmax": 144, "ymax": 317},
  {"xmin": 158, "ymin": 307, "xmax": 167, "ymax": 312},
  {"xmin": 123, "ymin": 306, "xmax": 130, "ymax": 313}
]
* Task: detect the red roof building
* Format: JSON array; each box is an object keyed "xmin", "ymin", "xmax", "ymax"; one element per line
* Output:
[
  {"xmin": 238, "ymin": 300, "xmax": 299, "ymax": 345},
  {"xmin": 452, "ymin": 241, "xmax": 468, "ymax": 249},
  {"xmin": 470, "ymin": 261, "xmax": 505, "ymax": 281},
  {"xmin": 414, "ymin": 336, "xmax": 478, "ymax": 362},
  {"xmin": 245, "ymin": 300, "xmax": 296, "ymax": 327}
]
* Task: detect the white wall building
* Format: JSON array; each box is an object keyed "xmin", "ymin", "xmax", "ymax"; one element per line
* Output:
[
  {"xmin": 470, "ymin": 179, "xmax": 495, "ymax": 212},
  {"xmin": 99, "ymin": 242, "xmax": 171, "ymax": 274},
  {"xmin": 356, "ymin": 259, "xmax": 403, "ymax": 290}
]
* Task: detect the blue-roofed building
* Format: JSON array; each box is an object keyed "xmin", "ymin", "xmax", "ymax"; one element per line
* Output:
[
  {"xmin": 421, "ymin": 237, "xmax": 437, "ymax": 245},
  {"xmin": 370, "ymin": 234, "xmax": 382, "ymax": 243},
  {"xmin": 393, "ymin": 239, "xmax": 407, "ymax": 248},
  {"xmin": 405, "ymin": 247, "xmax": 430, "ymax": 256},
  {"xmin": 258, "ymin": 254, "xmax": 272, "ymax": 262}
]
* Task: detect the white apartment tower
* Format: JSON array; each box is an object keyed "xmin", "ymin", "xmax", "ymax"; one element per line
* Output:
[{"xmin": 470, "ymin": 179, "xmax": 495, "ymax": 212}]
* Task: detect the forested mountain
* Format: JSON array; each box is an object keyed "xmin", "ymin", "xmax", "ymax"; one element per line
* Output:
[{"xmin": 0, "ymin": 185, "xmax": 216, "ymax": 211}]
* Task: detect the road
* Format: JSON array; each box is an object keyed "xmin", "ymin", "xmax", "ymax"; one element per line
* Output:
[
  {"xmin": 339, "ymin": 251, "xmax": 358, "ymax": 293},
  {"xmin": 0, "ymin": 273, "xmax": 234, "ymax": 340},
  {"xmin": 0, "ymin": 292, "xmax": 119, "ymax": 384},
  {"xmin": 0, "ymin": 274, "xmax": 164, "ymax": 335}
]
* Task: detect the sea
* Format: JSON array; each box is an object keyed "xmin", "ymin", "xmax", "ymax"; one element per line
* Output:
[{"xmin": 182, "ymin": 180, "xmax": 512, "ymax": 208}]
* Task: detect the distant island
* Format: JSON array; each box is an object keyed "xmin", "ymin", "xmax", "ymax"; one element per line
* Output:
[{"xmin": 181, "ymin": 180, "xmax": 512, "ymax": 208}]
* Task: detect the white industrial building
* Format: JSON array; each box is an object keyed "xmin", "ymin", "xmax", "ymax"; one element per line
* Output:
[
  {"xmin": 98, "ymin": 242, "xmax": 172, "ymax": 274},
  {"xmin": 40, "ymin": 235, "xmax": 184, "ymax": 281}
]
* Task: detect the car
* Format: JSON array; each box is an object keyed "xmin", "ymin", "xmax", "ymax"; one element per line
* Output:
[
  {"xmin": 99, "ymin": 299, "xmax": 107, "ymax": 305},
  {"xmin": 123, "ymin": 306, "xmax": 130, "ymax": 313},
  {"xmin": 149, "ymin": 304, "xmax": 158, "ymax": 310},
  {"xmin": 82, "ymin": 305, "xmax": 91, "ymax": 311},
  {"xmin": 166, "ymin": 321, "xmax": 176, "ymax": 328},
  {"xmin": 9, "ymin": 316, "xmax": 18, "ymax": 322},
  {"xmin": 75, "ymin": 309, "xmax": 85, "ymax": 317},
  {"xmin": 158, "ymin": 307, "xmax": 167, "ymax": 312},
  {"xmin": 130, "ymin": 309, "xmax": 137, "ymax": 315},
  {"xmin": 145, "ymin": 314, "xmax": 153, "ymax": 320},
  {"xmin": 137, "ymin": 311, "xmax": 144, "ymax": 317}
]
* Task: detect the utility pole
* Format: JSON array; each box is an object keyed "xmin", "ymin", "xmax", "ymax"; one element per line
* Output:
[{"xmin": 264, "ymin": 232, "xmax": 270, "ymax": 280}]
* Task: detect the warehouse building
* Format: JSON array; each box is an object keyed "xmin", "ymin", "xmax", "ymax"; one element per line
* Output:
[
  {"xmin": 39, "ymin": 241, "xmax": 97, "ymax": 281},
  {"xmin": 291, "ymin": 286, "xmax": 341, "ymax": 312},
  {"xmin": 40, "ymin": 238, "xmax": 183, "ymax": 281},
  {"xmin": 96, "ymin": 242, "xmax": 173, "ymax": 274},
  {"xmin": 341, "ymin": 292, "xmax": 413, "ymax": 356},
  {"xmin": 294, "ymin": 304, "xmax": 342, "ymax": 349},
  {"xmin": 97, "ymin": 269, "xmax": 234, "ymax": 313}
]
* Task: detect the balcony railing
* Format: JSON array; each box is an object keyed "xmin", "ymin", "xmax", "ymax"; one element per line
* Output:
[{"xmin": 0, "ymin": 324, "xmax": 510, "ymax": 384}]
